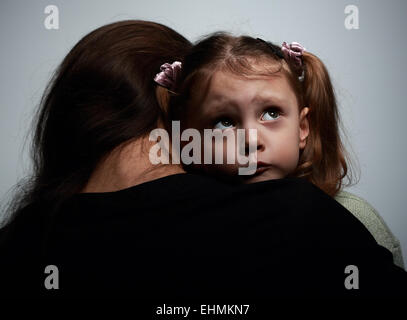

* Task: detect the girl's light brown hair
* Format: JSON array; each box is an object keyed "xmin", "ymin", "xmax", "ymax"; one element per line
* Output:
[{"xmin": 169, "ymin": 32, "xmax": 360, "ymax": 197}]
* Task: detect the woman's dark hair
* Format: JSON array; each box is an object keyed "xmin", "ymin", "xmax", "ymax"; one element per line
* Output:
[
  {"xmin": 169, "ymin": 32, "xmax": 360, "ymax": 197},
  {"xmin": 2, "ymin": 20, "xmax": 191, "ymax": 226}
]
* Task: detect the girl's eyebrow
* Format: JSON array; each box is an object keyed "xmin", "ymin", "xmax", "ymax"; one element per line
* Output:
[
  {"xmin": 251, "ymin": 94, "xmax": 292, "ymax": 112},
  {"xmin": 251, "ymin": 94, "xmax": 283, "ymax": 105},
  {"xmin": 200, "ymin": 97, "xmax": 239, "ymax": 116},
  {"xmin": 200, "ymin": 92, "xmax": 291, "ymax": 118}
]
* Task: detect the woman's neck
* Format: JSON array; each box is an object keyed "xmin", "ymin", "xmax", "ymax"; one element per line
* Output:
[{"xmin": 82, "ymin": 137, "xmax": 184, "ymax": 193}]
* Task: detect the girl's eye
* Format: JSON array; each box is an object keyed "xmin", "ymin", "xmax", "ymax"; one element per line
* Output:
[
  {"xmin": 261, "ymin": 108, "xmax": 281, "ymax": 121},
  {"xmin": 213, "ymin": 118, "xmax": 235, "ymax": 130}
]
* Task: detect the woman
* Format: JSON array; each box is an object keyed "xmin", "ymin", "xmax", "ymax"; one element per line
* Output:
[
  {"xmin": 0, "ymin": 21, "xmax": 405, "ymax": 300},
  {"xmin": 0, "ymin": 19, "xmax": 191, "ymax": 297}
]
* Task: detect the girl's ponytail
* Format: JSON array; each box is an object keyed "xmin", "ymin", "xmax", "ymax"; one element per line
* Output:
[{"xmin": 292, "ymin": 52, "xmax": 359, "ymax": 197}]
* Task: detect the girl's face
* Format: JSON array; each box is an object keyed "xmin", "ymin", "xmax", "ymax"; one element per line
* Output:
[{"xmin": 185, "ymin": 67, "xmax": 310, "ymax": 183}]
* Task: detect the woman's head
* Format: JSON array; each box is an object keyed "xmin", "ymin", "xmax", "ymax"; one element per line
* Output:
[
  {"xmin": 170, "ymin": 32, "xmax": 357, "ymax": 196},
  {"xmin": 6, "ymin": 20, "xmax": 191, "ymax": 222}
]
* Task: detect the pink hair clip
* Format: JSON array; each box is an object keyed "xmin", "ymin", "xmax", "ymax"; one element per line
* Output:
[
  {"xmin": 281, "ymin": 42, "xmax": 306, "ymax": 82},
  {"xmin": 154, "ymin": 61, "xmax": 182, "ymax": 92}
]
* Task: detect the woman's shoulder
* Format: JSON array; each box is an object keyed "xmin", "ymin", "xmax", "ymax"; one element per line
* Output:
[
  {"xmin": 334, "ymin": 190, "xmax": 404, "ymax": 269},
  {"xmin": 0, "ymin": 201, "xmax": 47, "ymax": 253}
]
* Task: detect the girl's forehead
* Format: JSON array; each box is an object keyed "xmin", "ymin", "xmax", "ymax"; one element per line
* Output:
[{"xmin": 205, "ymin": 69, "xmax": 293, "ymax": 102}]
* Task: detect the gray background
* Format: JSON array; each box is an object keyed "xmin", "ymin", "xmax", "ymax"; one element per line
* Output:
[{"xmin": 1, "ymin": 0, "xmax": 406, "ymax": 267}]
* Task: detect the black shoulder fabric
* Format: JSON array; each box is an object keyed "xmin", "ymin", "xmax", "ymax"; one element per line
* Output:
[
  {"xmin": 0, "ymin": 174, "xmax": 406, "ymax": 299},
  {"xmin": 0, "ymin": 202, "xmax": 48, "ymax": 298}
]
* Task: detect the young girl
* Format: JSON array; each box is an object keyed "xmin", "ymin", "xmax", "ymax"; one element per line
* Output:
[
  {"xmin": 164, "ymin": 33, "xmax": 345, "ymax": 195},
  {"xmin": 160, "ymin": 32, "xmax": 404, "ymax": 268}
]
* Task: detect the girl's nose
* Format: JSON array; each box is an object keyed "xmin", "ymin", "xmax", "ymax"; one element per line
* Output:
[{"xmin": 244, "ymin": 127, "xmax": 265, "ymax": 155}]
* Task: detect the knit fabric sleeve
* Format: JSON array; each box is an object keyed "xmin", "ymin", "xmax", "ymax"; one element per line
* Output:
[{"xmin": 334, "ymin": 190, "xmax": 405, "ymax": 269}]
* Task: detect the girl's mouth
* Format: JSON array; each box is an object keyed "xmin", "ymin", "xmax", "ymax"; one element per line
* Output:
[
  {"xmin": 241, "ymin": 162, "xmax": 272, "ymax": 181},
  {"xmin": 254, "ymin": 165, "xmax": 272, "ymax": 176},
  {"xmin": 254, "ymin": 161, "xmax": 272, "ymax": 175}
]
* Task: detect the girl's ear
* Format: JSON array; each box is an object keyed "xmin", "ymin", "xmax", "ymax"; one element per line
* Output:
[{"xmin": 299, "ymin": 107, "xmax": 310, "ymax": 149}]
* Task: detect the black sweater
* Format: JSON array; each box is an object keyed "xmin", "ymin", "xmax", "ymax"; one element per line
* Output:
[{"xmin": 0, "ymin": 173, "xmax": 406, "ymax": 299}]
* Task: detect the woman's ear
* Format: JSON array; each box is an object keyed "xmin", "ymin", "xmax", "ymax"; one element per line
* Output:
[{"xmin": 299, "ymin": 107, "xmax": 310, "ymax": 149}]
